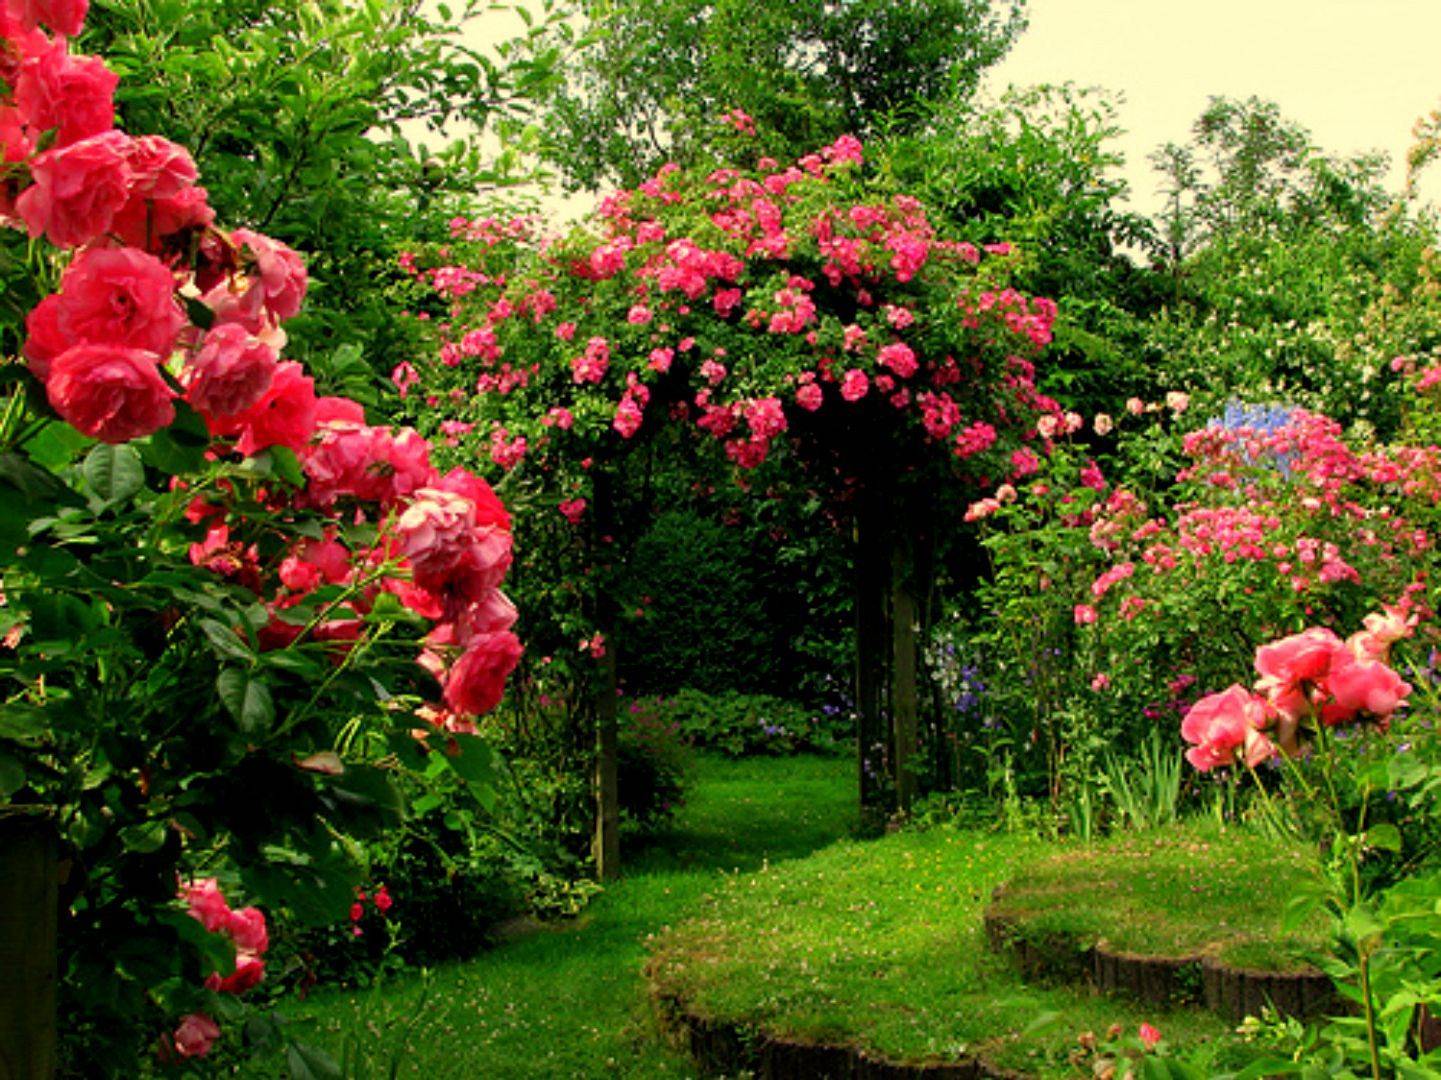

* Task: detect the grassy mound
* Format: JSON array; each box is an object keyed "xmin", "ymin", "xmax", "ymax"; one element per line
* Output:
[
  {"xmin": 988, "ymin": 825, "xmax": 1328, "ymax": 973},
  {"xmin": 647, "ymin": 824, "xmax": 1327, "ymax": 1076}
]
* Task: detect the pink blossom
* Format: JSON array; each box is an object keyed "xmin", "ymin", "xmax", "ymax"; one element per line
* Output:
[
  {"xmin": 170, "ymin": 1014, "xmax": 220, "ymax": 1060},
  {"xmin": 1180, "ymin": 685, "xmax": 1274, "ymax": 772},
  {"xmin": 840, "ymin": 368, "xmax": 869, "ymax": 402}
]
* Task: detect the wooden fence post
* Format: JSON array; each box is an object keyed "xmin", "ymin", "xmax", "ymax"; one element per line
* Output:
[{"xmin": 0, "ymin": 813, "xmax": 57, "ymax": 1080}]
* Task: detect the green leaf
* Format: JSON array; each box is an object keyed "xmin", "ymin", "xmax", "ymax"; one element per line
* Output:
[
  {"xmin": 268, "ymin": 445, "xmax": 305, "ymax": 488},
  {"xmin": 82, "ymin": 443, "xmax": 145, "ymax": 505},
  {"xmin": 140, "ymin": 406, "xmax": 210, "ymax": 474},
  {"xmin": 286, "ymin": 1040, "xmax": 342, "ymax": 1079},
  {"xmin": 318, "ymin": 765, "xmax": 405, "ymax": 837},
  {"xmin": 1365, "ymin": 823, "xmax": 1403, "ymax": 853},
  {"xmin": 200, "ymin": 618, "xmax": 255, "ymax": 662},
  {"xmin": 217, "ymin": 668, "xmax": 275, "ymax": 734},
  {"xmin": 118, "ymin": 820, "xmax": 167, "ymax": 854},
  {"xmin": 20, "ymin": 422, "xmax": 92, "ymax": 472},
  {"xmin": 185, "ymin": 296, "xmax": 216, "ymax": 331},
  {"xmin": 443, "ymin": 734, "xmax": 500, "ymax": 810},
  {"xmin": 156, "ymin": 910, "xmax": 236, "ymax": 976},
  {"xmin": 0, "ymin": 750, "xmax": 25, "ymax": 798}
]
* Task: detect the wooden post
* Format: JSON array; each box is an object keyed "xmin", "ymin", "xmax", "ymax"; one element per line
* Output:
[
  {"xmin": 854, "ymin": 486, "xmax": 890, "ymax": 833},
  {"xmin": 0, "ymin": 814, "xmax": 57, "ymax": 1080},
  {"xmin": 591, "ymin": 470, "xmax": 621, "ymax": 881},
  {"xmin": 890, "ymin": 528, "xmax": 919, "ymax": 815}
]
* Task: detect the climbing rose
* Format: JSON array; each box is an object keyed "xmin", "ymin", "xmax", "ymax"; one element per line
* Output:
[
  {"xmin": 795, "ymin": 383, "xmax": 823, "ymax": 411},
  {"xmin": 398, "ymin": 489, "xmax": 476, "ymax": 581},
  {"xmin": 840, "ymin": 368, "xmax": 869, "ymax": 402},
  {"xmin": 444, "ymin": 631, "xmax": 523, "ymax": 717},
  {"xmin": 16, "ymin": 129, "xmax": 132, "ymax": 248},
  {"xmin": 5, "ymin": 0, "xmax": 87, "ymax": 34},
  {"xmin": 211, "ymin": 360, "xmax": 317, "ymax": 456},
  {"xmin": 170, "ymin": 1014, "xmax": 219, "ymax": 1060},
  {"xmin": 46, "ymin": 344, "xmax": 174, "ymax": 443},
  {"xmin": 1253, "ymin": 627, "xmax": 1348, "ymax": 722},
  {"xmin": 1320, "ymin": 657, "xmax": 1410, "ymax": 726},
  {"xmin": 204, "ymin": 229, "xmax": 308, "ymax": 331},
  {"xmin": 184, "ymin": 324, "xmax": 278, "ymax": 420},
  {"xmin": 44, "ymin": 246, "xmax": 186, "ymax": 359},
  {"xmin": 13, "ymin": 38, "xmax": 117, "ymax": 147},
  {"xmin": 1180, "ymin": 685, "xmax": 1275, "ymax": 772}
]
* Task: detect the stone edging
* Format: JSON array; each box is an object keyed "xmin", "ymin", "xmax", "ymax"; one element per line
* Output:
[
  {"xmin": 648, "ymin": 981, "xmax": 1026, "ymax": 1080},
  {"xmin": 983, "ymin": 901, "xmax": 1337, "ymax": 1023}
]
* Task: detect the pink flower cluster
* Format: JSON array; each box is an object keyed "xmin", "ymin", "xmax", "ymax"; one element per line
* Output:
[
  {"xmin": 414, "ymin": 136, "xmax": 1057, "ymax": 479},
  {"xmin": 7, "ymin": 0, "xmax": 522, "ymax": 734},
  {"xmin": 169, "ymin": 877, "xmax": 271, "ymax": 1058},
  {"xmin": 1181, "ymin": 612, "xmax": 1414, "ymax": 771}
]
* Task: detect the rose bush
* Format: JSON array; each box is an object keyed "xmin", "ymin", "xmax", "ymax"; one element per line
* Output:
[
  {"xmin": 960, "ymin": 396, "xmax": 1441, "ymax": 803},
  {"xmin": 0, "ymin": 8, "xmax": 520, "ymax": 1071}
]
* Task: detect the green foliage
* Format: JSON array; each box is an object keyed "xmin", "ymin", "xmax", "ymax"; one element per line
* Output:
[
  {"xmin": 884, "ymin": 83, "xmax": 1161, "ymax": 414},
  {"xmin": 615, "ymin": 509, "xmax": 776, "ymax": 696},
  {"xmin": 616, "ymin": 697, "xmax": 689, "ymax": 832},
  {"xmin": 81, "ymin": 0, "xmax": 573, "ymax": 384},
  {"xmin": 1145, "ymin": 96, "xmax": 1438, "ymax": 434},
  {"xmin": 644, "ymin": 688, "xmax": 850, "ymax": 757},
  {"xmin": 530, "ymin": 0, "xmax": 1027, "ymax": 188}
]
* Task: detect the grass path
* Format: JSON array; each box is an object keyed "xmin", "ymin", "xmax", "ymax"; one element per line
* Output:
[{"xmin": 277, "ymin": 753, "xmax": 856, "ymax": 1078}]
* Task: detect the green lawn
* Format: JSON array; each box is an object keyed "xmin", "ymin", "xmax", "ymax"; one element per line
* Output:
[{"xmin": 263, "ymin": 753, "xmax": 856, "ymax": 1078}]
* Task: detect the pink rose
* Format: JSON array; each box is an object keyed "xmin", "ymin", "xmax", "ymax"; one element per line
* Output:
[
  {"xmin": 47, "ymin": 246, "xmax": 186, "ymax": 358},
  {"xmin": 877, "ymin": 341, "xmax": 918, "ymax": 379},
  {"xmin": 1180, "ymin": 685, "xmax": 1274, "ymax": 772},
  {"xmin": 110, "ymin": 136, "xmax": 214, "ymax": 248},
  {"xmin": 434, "ymin": 467, "xmax": 510, "ymax": 530},
  {"xmin": 184, "ymin": 324, "xmax": 278, "ymax": 420},
  {"xmin": 205, "ymin": 952, "xmax": 265, "ymax": 995},
  {"xmin": 181, "ymin": 878, "xmax": 230, "ymax": 934},
  {"xmin": 22, "ymin": 293, "xmax": 67, "ymax": 380},
  {"xmin": 1073, "ymin": 604, "xmax": 1097, "ymax": 625},
  {"xmin": 224, "ymin": 906, "xmax": 269, "ymax": 955},
  {"xmin": 840, "ymin": 368, "xmax": 869, "ymax": 402},
  {"xmin": 170, "ymin": 1013, "xmax": 219, "ymax": 1060},
  {"xmin": 4, "ymin": 0, "xmax": 88, "ymax": 36},
  {"xmin": 1320, "ymin": 655, "xmax": 1410, "ymax": 726},
  {"xmin": 203, "ymin": 228, "xmax": 308, "ymax": 331},
  {"xmin": 13, "ymin": 38, "xmax": 116, "ymax": 147},
  {"xmin": 795, "ymin": 383, "xmax": 823, "ymax": 411},
  {"xmin": 1254, "ymin": 627, "xmax": 1348, "ymax": 721},
  {"xmin": 558, "ymin": 497, "xmax": 586, "ymax": 525},
  {"xmin": 46, "ymin": 344, "xmax": 175, "ymax": 443},
  {"xmin": 16, "ymin": 129, "xmax": 132, "ymax": 248},
  {"xmin": 443, "ymin": 631, "xmax": 523, "ymax": 717},
  {"xmin": 210, "ymin": 360, "xmax": 317, "ymax": 456},
  {"xmin": 398, "ymin": 488, "xmax": 476, "ymax": 582}
]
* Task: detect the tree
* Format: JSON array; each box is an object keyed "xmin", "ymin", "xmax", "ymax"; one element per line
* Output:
[{"xmin": 529, "ymin": 0, "xmax": 1027, "ymax": 189}]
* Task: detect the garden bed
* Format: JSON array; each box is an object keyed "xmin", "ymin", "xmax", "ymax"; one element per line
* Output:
[{"xmin": 646, "ymin": 828, "xmax": 1268, "ymax": 1078}]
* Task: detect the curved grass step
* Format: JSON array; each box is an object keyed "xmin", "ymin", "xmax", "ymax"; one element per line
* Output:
[
  {"xmin": 646, "ymin": 828, "xmax": 1247, "ymax": 1078},
  {"xmin": 983, "ymin": 829, "xmax": 1335, "ymax": 1022}
]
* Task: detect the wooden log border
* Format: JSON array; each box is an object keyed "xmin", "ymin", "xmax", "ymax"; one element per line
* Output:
[
  {"xmin": 983, "ymin": 901, "xmax": 1337, "ymax": 1023},
  {"xmin": 648, "ymin": 983, "xmax": 1027, "ymax": 1080}
]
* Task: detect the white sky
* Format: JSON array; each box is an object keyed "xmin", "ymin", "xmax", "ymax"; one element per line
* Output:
[
  {"xmin": 987, "ymin": 0, "xmax": 1441, "ymax": 214},
  {"xmin": 445, "ymin": 0, "xmax": 1441, "ymax": 220}
]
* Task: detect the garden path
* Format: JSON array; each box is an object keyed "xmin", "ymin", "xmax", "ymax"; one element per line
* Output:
[{"xmin": 284, "ymin": 753, "xmax": 855, "ymax": 1078}]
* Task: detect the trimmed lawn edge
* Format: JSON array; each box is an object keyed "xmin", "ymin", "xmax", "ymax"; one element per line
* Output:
[
  {"xmin": 982, "ymin": 896, "xmax": 1338, "ymax": 1022},
  {"xmin": 646, "ymin": 978, "xmax": 1027, "ymax": 1080}
]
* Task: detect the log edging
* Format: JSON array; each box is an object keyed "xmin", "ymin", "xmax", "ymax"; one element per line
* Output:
[{"xmin": 983, "ymin": 895, "xmax": 1337, "ymax": 1023}]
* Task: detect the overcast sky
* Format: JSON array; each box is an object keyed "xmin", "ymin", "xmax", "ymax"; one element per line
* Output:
[
  {"xmin": 450, "ymin": 0, "xmax": 1441, "ymax": 219},
  {"xmin": 988, "ymin": 0, "xmax": 1441, "ymax": 213}
]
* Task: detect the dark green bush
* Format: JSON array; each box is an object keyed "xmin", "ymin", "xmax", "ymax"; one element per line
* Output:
[
  {"xmin": 646, "ymin": 689, "xmax": 850, "ymax": 757},
  {"xmin": 617, "ymin": 699, "xmax": 690, "ymax": 832},
  {"xmin": 616, "ymin": 510, "xmax": 780, "ymax": 695}
]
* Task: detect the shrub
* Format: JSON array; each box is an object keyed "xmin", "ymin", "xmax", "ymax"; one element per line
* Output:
[
  {"xmin": 647, "ymin": 688, "xmax": 850, "ymax": 756},
  {"xmin": 617, "ymin": 697, "xmax": 690, "ymax": 831}
]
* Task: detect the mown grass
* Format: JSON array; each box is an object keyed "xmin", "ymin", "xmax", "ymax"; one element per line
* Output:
[
  {"xmin": 646, "ymin": 824, "xmax": 1312, "ymax": 1077},
  {"xmin": 254, "ymin": 753, "xmax": 856, "ymax": 1079},
  {"xmin": 990, "ymin": 823, "xmax": 1329, "ymax": 971}
]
